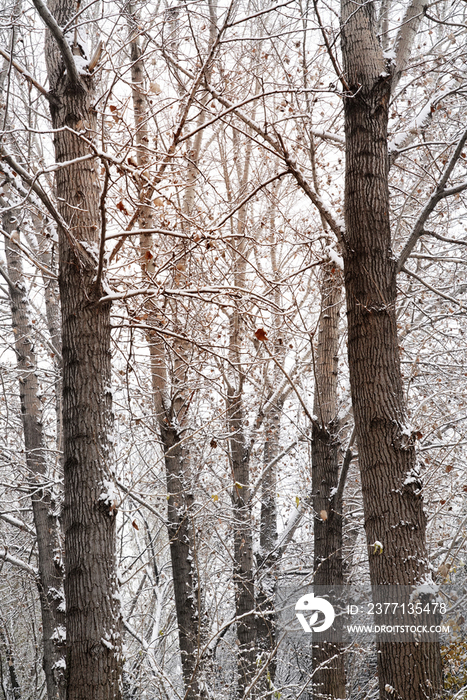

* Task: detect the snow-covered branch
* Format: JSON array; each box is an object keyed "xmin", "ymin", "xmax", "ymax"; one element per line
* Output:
[
  {"xmin": 0, "ymin": 47, "xmax": 52, "ymax": 101},
  {"xmin": 392, "ymin": 0, "xmax": 426, "ymax": 92},
  {"xmin": 0, "ymin": 548, "xmax": 38, "ymax": 578},
  {"xmin": 31, "ymin": 0, "xmax": 83, "ymax": 87}
]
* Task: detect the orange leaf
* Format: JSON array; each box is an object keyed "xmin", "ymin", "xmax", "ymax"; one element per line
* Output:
[
  {"xmin": 255, "ymin": 328, "xmax": 268, "ymax": 342},
  {"xmin": 117, "ymin": 201, "xmax": 129, "ymax": 215}
]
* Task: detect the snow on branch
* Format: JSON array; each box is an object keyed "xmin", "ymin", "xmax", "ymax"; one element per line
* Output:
[
  {"xmin": 0, "ymin": 47, "xmax": 52, "ymax": 102},
  {"xmin": 0, "ymin": 512, "xmax": 36, "ymax": 537},
  {"xmin": 0, "ymin": 548, "xmax": 38, "ymax": 578},
  {"xmin": 31, "ymin": 0, "xmax": 83, "ymax": 87},
  {"xmin": 392, "ymin": 0, "xmax": 426, "ymax": 92}
]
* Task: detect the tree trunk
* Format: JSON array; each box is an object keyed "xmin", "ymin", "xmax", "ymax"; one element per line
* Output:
[
  {"xmin": 3, "ymin": 210, "xmax": 66, "ymax": 700},
  {"xmin": 127, "ymin": 16, "xmax": 206, "ymax": 695},
  {"xmin": 340, "ymin": 2, "xmax": 442, "ymax": 697},
  {"xmin": 0, "ymin": 628, "xmax": 21, "ymax": 700},
  {"xmin": 256, "ymin": 397, "xmax": 282, "ymax": 684},
  {"xmin": 312, "ymin": 263, "xmax": 345, "ymax": 700},
  {"xmin": 148, "ymin": 336, "xmax": 206, "ymax": 700},
  {"xmin": 41, "ymin": 1, "xmax": 123, "ymax": 696},
  {"xmin": 227, "ymin": 386, "xmax": 256, "ymax": 698}
]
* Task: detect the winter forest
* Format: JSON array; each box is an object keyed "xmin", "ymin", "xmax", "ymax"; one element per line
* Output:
[{"xmin": 0, "ymin": 0, "xmax": 467, "ymax": 698}]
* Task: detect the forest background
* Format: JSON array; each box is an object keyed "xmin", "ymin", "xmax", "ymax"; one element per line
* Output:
[{"xmin": 0, "ymin": 0, "xmax": 467, "ymax": 699}]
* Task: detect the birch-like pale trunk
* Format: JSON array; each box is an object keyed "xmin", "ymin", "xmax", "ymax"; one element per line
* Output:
[{"xmin": 3, "ymin": 209, "xmax": 66, "ymax": 700}]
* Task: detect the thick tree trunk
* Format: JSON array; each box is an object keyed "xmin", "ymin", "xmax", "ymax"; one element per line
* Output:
[
  {"xmin": 41, "ymin": 2, "xmax": 123, "ymax": 697},
  {"xmin": 311, "ymin": 264, "xmax": 345, "ymax": 700},
  {"xmin": 340, "ymin": 2, "xmax": 442, "ymax": 698},
  {"xmin": 3, "ymin": 212, "xmax": 66, "ymax": 700}
]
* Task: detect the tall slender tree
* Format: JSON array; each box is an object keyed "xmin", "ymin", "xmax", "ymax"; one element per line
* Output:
[
  {"xmin": 31, "ymin": 0, "xmax": 123, "ymax": 696},
  {"xmin": 311, "ymin": 260, "xmax": 345, "ymax": 700},
  {"xmin": 2, "ymin": 204, "xmax": 66, "ymax": 700},
  {"xmin": 340, "ymin": 1, "xmax": 442, "ymax": 697}
]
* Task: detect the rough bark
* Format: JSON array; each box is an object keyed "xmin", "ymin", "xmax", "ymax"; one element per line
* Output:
[
  {"xmin": 227, "ymin": 385, "xmax": 256, "ymax": 698},
  {"xmin": 128, "ymin": 12, "xmax": 156, "ymax": 278},
  {"xmin": 40, "ymin": 0, "xmax": 123, "ymax": 696},
  {"xmin": 340, "ymin": 1, "xmax": 442, "ymax": 697},
  {"xmin": 0, "ymin": 627, "xmax": 21, "ymax": 700},
  {"xmin": 311, "ymin": 263, "xmax": 345, "ymax": 700},
  {"xmin": 149, "ymin": 336, "xmax": 206, "ymax": 700},
  {"xmin": 3, "ymin": 211, "xmax": 66, "ymax": 700}
]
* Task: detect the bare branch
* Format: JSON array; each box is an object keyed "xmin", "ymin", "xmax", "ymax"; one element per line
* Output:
[
  {"xmin": 401, "ymin": 266, "xmax": 465, "ymax": 307},
  {"xmin": 214, "ymin": 170, "xmax": 290, "ymax": 230},
  {"xmin": 0, "ymin": 548, "xmax": 38, "ymax": 577},
  {"xmin": 31, "ymin": 0, "xmax": 83, "ymax": 87},
  {"xmin": 0, "ymin": 261, "xmax": 15, "ymax": 291},
  {"xmin": 94, "ymin": 162, "xmax": 110, "ymax": 291},
  {"xmin": 397, "ymin": 124, "xmax": 467, "ymax": 272},
  {"xmin": 0, "ymin": 512, "xmax": 36, "ymax": 537},
  {"xmin": 261, "ymin": 339, "xmax": 320, "ymax": 431},
  {"xmin": 312, "ymin": 0, "xmax": 350, "ymax": 92},
  {"xmin": 0, "ymin": 47, "xmax": 52, "ymax": 102}
]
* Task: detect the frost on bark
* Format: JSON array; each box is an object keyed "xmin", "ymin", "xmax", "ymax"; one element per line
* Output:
[
  {"xmin": 340, "ymin": 1, "xmax": 441, "ymax": 697},
  {"xmin": 3, "ymin": 209, "xmax": 66, "ymax": 700},
  {"xmin": 38, "ymin": 0, "xmax": 123, "ymax": 696}
]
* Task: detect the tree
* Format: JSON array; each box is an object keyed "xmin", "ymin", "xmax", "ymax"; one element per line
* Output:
[
  {"xmin": 1, "ymin": 0, "xmax": 467, "ymax": 698},
  {"xmin": 2, "ymin": 204, "xmax": 66, "ymax": 700},
  {"xmin": 311, "ymin": 260, "xmax": 345, "ymax": 700},
  {"xmin": 339, "ymin": 0, "xmax": 445, "ymax": 697},
  {"xmin": 32, "ymin": 0, "xmax": 123, "ymax": 695}
]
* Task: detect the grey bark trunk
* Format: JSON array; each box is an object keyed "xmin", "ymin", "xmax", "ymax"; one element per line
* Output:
[
  {"xmin": 227, "ymin": 386, "xmax": 256, "ymax": 698},
  {"xmin": 41, "ymin": 1, "xmax": 123, "ymax": 696},
  {"xmin": 340, "ymin": 2, "xmax": 442, "ymax": 697},
  {"xmin": 149, "ymin": 338, "xmax": 206, "ymax": 700}
]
